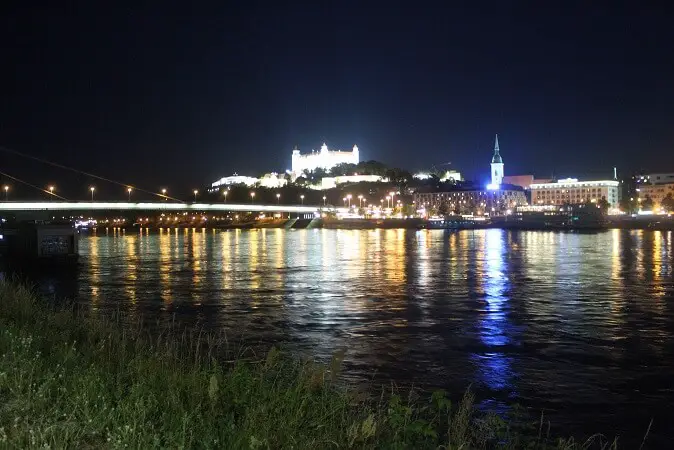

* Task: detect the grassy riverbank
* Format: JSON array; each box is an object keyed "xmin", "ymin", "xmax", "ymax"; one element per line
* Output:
[{"xmin": 0, "ymin": 280, "xmax": 620, "ymax": 449}]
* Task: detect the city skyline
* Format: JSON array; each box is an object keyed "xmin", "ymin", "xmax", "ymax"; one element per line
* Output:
[{"xmin": 1, "ymin": 3, "xmax": 672, "ymax": 192}]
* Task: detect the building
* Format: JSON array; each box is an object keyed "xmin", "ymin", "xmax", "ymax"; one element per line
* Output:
[
  {"xmin": 415, "ymin": 185, "xmax": 527, "ymax": 215},
  {"xmin": 319, "ymin": 174, "xmax": 385, "ymax": 190},
  {"xmin": 637, "ymin": 182, "xmax": 674, "ymax": 209},
  {"xmin": 530, "ymin": 178, "xmax": 620, "ymax": 207},
  {"xmin": 291, "ymin": 143, "xmax": 359, "ymax": 175},
  {"xmin": 211, "ymin": 174, "xmax": 258, "ymax": 188},
  {"xmin": 502, "ymin": 175, "xmax": 553, "ymax": 190},
  {"xmin": 259, "ymin": 172, "xmax": 287, "ymax": 189},
  {"xmin": 490, "ymin": 134, "xmax": 504, "ymax": 186},
  {"xmin": 635, "ymin": 172, "xmax": 674, "ymax": 185},
  {"xmin": 413, "ymin": 170, "xmax": 463, "ymax": 182}
]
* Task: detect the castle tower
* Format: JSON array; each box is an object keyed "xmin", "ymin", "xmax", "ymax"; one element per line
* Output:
[
  {"xmin": 291, "ymin": 145, "xmax": 301, "ymax": 174},
  {"xmin": 490, "ymin": 134, "xmax": 504, "ymax": 185},
  {"xmin": 352, "ymin": 144, "xmax": 359, "ymax": 164}
]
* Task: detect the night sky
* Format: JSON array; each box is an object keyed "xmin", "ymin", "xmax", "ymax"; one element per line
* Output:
[{"xmin": 1, "ymin": 2, "xmax": 673, "ymax": 199}]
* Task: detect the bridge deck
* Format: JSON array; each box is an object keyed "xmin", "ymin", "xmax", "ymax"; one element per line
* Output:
[{"xmin": 0, "ymin": 202, "xmax": 337, "ymax": 213}]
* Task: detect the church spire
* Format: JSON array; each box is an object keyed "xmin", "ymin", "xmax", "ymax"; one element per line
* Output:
[{"xmin": 491, "ymin": 134, "xmax": 502, "ymax": 164}]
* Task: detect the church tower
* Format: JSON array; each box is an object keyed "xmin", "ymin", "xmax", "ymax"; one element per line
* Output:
[{"xmin": 490, "ymin": 134, "xmax": 504, "ymax": 185}]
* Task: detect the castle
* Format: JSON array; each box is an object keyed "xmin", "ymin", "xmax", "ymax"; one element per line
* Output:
[{"xmin": 291, "ymin": 143, "xmax": 359, "ymax": 175}]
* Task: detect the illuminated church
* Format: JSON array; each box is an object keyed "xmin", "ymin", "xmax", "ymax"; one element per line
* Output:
[
  {"xmin": 291, "ymin": 143, "xmax": 359, "ymax": 175},
  {"xmin": 491, "ymin": 134, "xmax": 504, "ymax": 185}
]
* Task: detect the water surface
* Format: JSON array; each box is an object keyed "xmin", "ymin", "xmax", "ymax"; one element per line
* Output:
[{"xmin": 19, "ymin": 228, "xmax": 674, "ymax": 444}]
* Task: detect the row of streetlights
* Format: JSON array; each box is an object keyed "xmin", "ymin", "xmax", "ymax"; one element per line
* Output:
[
  {"xmin": 221, "ymin": 190, "xmax": 314, "ymax": 206},
  {"xmin": 2, "ymin": 185, "xmax": 57, "ymax": 201},
  {"xmin": 1, "ymin": 184, "xmax": 396, "ymax": 207}
]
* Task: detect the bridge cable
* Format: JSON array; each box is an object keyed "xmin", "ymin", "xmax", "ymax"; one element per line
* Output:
[
  {"xmin": 0, "ymin": 145, "xmax": 184, "ymax": 202},
  {"xmin": 0, "ymin": 170, "xmax": 69, "ymax": 200}
]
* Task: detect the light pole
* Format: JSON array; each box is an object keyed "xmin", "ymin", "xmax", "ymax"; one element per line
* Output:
[
  {"xmin": 90, "ymin": 187, "xmax": 95, "ymax": 201},
  {"xmin": 389, "ymin": 191, "xmax": 396, "ymax": 209},
  {"xmin": 250, "ymin": 191, "xmax": 255, "ymax": 204},
  {"xmin": 3, "ymin": 185, "xmax": 8, "ymax": 201},
  {"xmin": 276, "ymin": 193, "xmax": 280, "ymax": 205},
  {"xmin": 386, "ymin": 195, "xmax": 391, "ymax": 209},
  {"xmin": 343, "ymin": 197, "xmax": 347, "ymax": 207},
  {"xmin": 346, "ymin": 194, "xmax": 352, "ymax": 208},
  {"xmin": 358, "ymin": 194, "xmax": 363, "ymax": 208},
  {"xmin": 161, "ymin": 188, "xmax": 167, "ymax": 201},
  {"xmin": 127, "ymin": 187, "xmax": 132, "ymax": 201},
  {"xmin": 300, "ymin": 194, "xmax": 305, "ymax": 205},
  {"xmin": 223, "ymin": 189, "xmax": 228, "ymax": 203},
  {"xmin": 322, "ymin": 195, "xmax": 327, "ymax": 206},
  {"xmin": 48, "ymin": 185, "xmax": 55, "ymax": 200},
  {"xmin": 193, "ymin": 190, "xmax": 198, "ymax": 202}
]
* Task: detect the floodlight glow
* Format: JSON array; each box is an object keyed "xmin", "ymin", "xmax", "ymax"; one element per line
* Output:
[{"xmin": 486, "ymin": 183, "xmax": 500, "ymax": 190}]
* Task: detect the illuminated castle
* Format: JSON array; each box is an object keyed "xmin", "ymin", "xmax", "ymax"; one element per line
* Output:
[{"xmin": 291, "ymin": 143, "xmax": 359, "ymax": 175}]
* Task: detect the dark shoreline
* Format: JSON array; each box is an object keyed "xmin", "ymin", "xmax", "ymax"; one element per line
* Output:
[{"xmin": 82, "ymin": 217, "xmax": 674, "ymax": 232}]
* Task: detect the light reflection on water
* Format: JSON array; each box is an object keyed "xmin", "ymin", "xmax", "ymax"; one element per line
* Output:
[{"xmin": 10, "ymin": 228, "xmax": 674, "ymax": 443}]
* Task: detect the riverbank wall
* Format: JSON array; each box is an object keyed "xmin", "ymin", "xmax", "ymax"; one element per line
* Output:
[{"xmin": 86, "ymin": 216, "xmax": 674, "ymax": 232}]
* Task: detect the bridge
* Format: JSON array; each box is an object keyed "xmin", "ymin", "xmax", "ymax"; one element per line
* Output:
[{"xmin": 0, "ymin": 202, "xmax": 339, "ymax": 214}]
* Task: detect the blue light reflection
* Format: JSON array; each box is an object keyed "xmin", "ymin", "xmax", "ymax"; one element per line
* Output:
[{"xmin": 476, "ymin": 229, "xmax": 515, "ymax": 393}]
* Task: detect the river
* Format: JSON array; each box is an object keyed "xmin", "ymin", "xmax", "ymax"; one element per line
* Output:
[{"xmin": 9, "ymin": 228, "xmax": 674, "ymax": 445}]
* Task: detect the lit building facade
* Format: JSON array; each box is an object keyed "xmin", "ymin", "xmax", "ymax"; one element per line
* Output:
[
  {"xmin": 259, "ymin": 172, "xmax": 287, "ymax": 188},
  {"xmin": 319, "ymin": 174, "xmax": 384, "ymax": 190},
  {"xmin": 635, "ymin": 172, "xmax": 674, "ymax": 185},
  {"xmin": 414, "ymin": 186, "xmax": 527, "ymax": 215},
  {"xmin": 637, "ymin": 182, "xmax": 674, "ymax": 209},
  {"xmin": 530, "ymin": 178, "xmax": 620, "ymax": 207},
  {"xmin": 502, "ymin": 175, "xmax": 554, "ymax": 190},
  {"xmin": 291, "ymin": 143, "xmax": 359, "ymax": 175},
  {"xmin": 414, "ymin": 171, "xmax": 463, "ymax": 182},
  {"xmin": 211, "ymin": 175, "xmax": 258, "ymax": 188}
]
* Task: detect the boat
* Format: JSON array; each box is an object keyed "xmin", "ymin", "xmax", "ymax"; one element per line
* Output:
[
  {"xmin": 499, "ymin": 205, "xmax": 607, "ymax": 230},
  {"xmin": 423, "ymin": 216, "xmax": 481, "ymax": 229}
]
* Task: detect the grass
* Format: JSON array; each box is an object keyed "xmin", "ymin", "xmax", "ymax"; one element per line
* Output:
[{"xmin": 0, "ymin": 279, "xmax": 623, "ymax": 449}]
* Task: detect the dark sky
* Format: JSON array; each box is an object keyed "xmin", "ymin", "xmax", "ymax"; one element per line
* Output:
[{"xmin": 1, "ymin": 2, "xmax": 673, "ymax": 199}]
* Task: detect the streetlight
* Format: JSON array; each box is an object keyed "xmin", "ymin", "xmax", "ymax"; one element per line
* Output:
[
  {"xmin": 276, "ymin": 193, "xmax": 281, "ymax": 205},
  {"xmin": 3, "ymin": 185, "xmax": 8, "ymax": 201},
  {"xmin": 323, "ymin": 195, "xmax": 327, "ymax": 206},
  {"xmin": 161, "ymin": 188, "xmax": 167, "ymax": 201},
  {"xmin": 386, "ymin": 195, "xmax": 391, "ymax": 208},
  {"xmin": 127, "ymin": 187, "xmax": 132, "ymax": 201},
  {"xmin": 193, "ymin": 190, "xmax": 198, "ymax": 202},
  {"xmin": 300, "ymin": 194, "xmax": 305, "ymax": 205},
  {"xmin": 90, "ymin": 186, "xmax": 95, "ymax": 201},
  {"xmin": 343, "ymin": 197, "xmax": 347, "ymax": 206},
  {"xmin": 223, "ymin": 189, "xmax": 228, "ymax": 203},
  {"xmin": 346, "ymin": 194, "xmax": 352, "ymax": 208},
  {"xmin": 358, "ymin": 194, "xmax": 363, "ymax": 208},
  {"xmin": 250, "ymin": 191, "xmax": 255, "ymax": 204}
]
